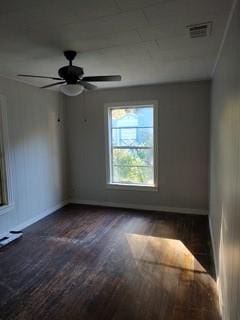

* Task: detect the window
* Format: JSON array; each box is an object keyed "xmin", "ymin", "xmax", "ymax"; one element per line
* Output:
[
  {"xmin": 105, "ymin": 101, "xmax": 158, "ymax": 190},
  {"xmin": 0, "ymin": 147, "xmax": 4, "ymax": 205},
  {"xmin": 0, "ymin": 95, "xmax": 13, "ymax": 214}
]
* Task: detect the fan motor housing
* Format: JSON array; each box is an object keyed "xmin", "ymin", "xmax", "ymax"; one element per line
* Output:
[{"xmin": 58, "ymin": 65, "xmax": 84, "ymax": 84}]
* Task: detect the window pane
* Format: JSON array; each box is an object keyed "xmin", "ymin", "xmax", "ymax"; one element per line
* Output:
[
  {"xmin": 0, "ymin": 170, "xmax": 3, "ymax": 205},
  {"xmin": 112, "ymin": 148, "xmax": 153, "ymax": 166},
  {"xmin": 112, "ymin": 128, "xmax": 153, "ymax": 147},
  {"xmin": 111, "ymin": 107, "xmax": 153, "ymax": 128},
  {"xmin": 112, "ymin": 165, "xmax": 153, "ymax": 185},
  {"xmin": 0, "ymin": 132, "xmax": 3, "ymax": 205}
]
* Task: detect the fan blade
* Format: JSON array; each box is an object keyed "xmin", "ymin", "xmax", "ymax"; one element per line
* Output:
[
  {"xmin": 81, "ymin": 75, "xmax": 121, "ymax": 82},
  {"xmin": 79, "ymin": 81, "xmax": 97, "ymax": 90},
  {"xmin": 18, "ymin": 74, "xmax": 62, "ymax": 80},
  {"xmin": 41, "ymin": 81, "xmax": 66, "ymax": 89}
]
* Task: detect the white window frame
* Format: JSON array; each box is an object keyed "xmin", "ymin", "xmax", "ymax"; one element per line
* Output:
[
  {"xmin": 0, "ymin": 95, "xmax": 14, "ymax": 215},
  {"xmin": 104, "ymin": 100, "xmax": 158, "ymax": 191}
]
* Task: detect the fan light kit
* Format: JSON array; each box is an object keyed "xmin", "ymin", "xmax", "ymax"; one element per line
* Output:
[
  {"xmin": 18, "ymin": 50, "xmax": 122, "ymax": 96},
  {"xmin": 60, "ymin": 84, "xmax": 84, "ymax": 96}
]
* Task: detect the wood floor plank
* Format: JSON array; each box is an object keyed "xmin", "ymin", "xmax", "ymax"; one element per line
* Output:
[{"xmin": 0, "ymin": 205, "xmax": 220, "ymax": 320}]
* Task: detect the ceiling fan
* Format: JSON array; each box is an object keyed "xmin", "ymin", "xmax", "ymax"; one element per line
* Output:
[{"xmin": 18, "ymin": 50, "xmax": 122, "ymax": 96}]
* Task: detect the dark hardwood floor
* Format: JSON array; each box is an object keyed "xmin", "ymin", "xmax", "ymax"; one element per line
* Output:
[{"xmin": 0, "ymin": 205, "xmax": 220, "ymax": 320}]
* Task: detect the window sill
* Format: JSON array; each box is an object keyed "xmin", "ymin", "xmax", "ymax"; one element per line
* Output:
[
  {"xmin": 107, "ymin": 183, "xmax": 158, "ymax": 192},
  {"xmin": 0, "ymin": 203, "xmax": 14, "ymax": 216}
]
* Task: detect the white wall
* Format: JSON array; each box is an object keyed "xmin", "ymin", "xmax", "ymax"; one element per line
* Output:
[
  {"xmin": 0, "ymin": 77, "xmax": 67, "ymax": 234},
  {"xmin": 66, "ymin": 81, "xmax": 210, "ymax": 214},
  {"xmin": 210, "ymin": 0, "xmax": 240, "ymax": 319}
]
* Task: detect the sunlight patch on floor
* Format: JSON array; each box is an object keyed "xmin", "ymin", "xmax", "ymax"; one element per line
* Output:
[
  {"xmin": 126, "ymin": 234, "xmax": 205, "ymax": 275},
  {"xmin": 125, "ymin": 233, "xmax": 220, "ymax": 313}
]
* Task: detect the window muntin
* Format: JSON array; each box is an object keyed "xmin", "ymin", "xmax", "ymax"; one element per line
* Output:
[{"xmin": 107, "ymin": 105, "xmax": 157, "ymax": 187}]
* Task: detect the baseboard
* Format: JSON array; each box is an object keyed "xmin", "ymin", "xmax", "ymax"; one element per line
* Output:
[
  {"xmin": 13, "ymin": 200, "xmax": 69, "ymax": 232},
  {"xmin": 69, "ymin": 199, "xmax": 208, "ymax": 215}
]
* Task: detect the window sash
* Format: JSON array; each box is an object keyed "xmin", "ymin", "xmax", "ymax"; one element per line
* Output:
[
  {"xmin": 112, "ymin": 146, "xmax": 152, "ymax": 150},
  {"xmin": 108, "ymin": 104, "xmax": 157, "ymax": 187},
  {"xmin": 113, "ymin": 164, "xmax": 153, "ymax": 168},
  {"xmin": 112, "ymin": 126, "xmax": 152, "ymax": 129}
]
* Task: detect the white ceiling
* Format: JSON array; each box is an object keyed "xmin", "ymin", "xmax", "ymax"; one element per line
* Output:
[{"xmin": 0, "ymin": 0, "xmax": 232, "ymax": 89}]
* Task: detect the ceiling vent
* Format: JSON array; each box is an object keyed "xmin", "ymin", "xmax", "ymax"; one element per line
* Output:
[{"xmin": 187, "ymin": 22, "xmax": 212, "ymax": 38}]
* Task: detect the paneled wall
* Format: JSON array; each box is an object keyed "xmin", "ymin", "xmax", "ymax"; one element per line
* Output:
[
  {"xmin": 210, "ymin": 0, "xmax": 240, "ymax": 319},
  {"xmin": 66, "ymin": 81, "xmax": 210, "ymax": 214},
  {"xmin": 0, "ymin": 77, "xmax": 67, "ymax": 234}
]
